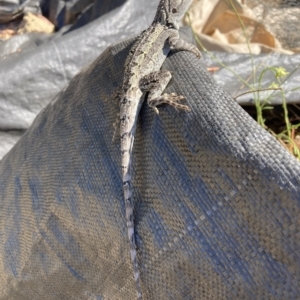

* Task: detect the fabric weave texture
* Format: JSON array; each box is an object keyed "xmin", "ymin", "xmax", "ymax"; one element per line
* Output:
[{"xmin": 0, "ymin": 39, "xmax": 299, "ymax": 299}]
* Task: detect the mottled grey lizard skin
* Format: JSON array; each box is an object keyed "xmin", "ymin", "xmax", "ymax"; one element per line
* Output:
[{"xmin": 0, "ymin": 38, "xmax": 300, "ymax": 299}]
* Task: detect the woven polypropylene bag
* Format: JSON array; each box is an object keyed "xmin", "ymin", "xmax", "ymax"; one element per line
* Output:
[{"xmin": 0, "ymin": 39, "xmax": 299, "ymax": 299}]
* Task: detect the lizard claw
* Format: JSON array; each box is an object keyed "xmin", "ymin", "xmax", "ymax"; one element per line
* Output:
[
  {"xmin": 193, "ymin": 47, "xmax": 201, "ymax": 59},
  {"xmin": 148, "ymin": 93, "xmax": 190, "ymax": 111},
  {"xmin": 153, "ymin": 107, "xmax": 160, "ymax": 115}
]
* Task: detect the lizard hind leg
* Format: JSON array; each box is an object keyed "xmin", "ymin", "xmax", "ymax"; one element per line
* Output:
[{"xmin": 140, "ymin": 70, "xmax": 190, "ymax": 115}]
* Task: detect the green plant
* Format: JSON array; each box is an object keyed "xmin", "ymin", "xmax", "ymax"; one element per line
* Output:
[{"xmin": 185, "ymin": 4, "xmax": 300, "ymax": 160}]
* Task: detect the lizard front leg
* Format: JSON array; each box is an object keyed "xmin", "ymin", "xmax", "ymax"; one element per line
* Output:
[
  {"xmin": 168, "ymin": 30, "xmax": 201, "ymax": 58},
  {"xmin": 140, "ymin": 70, "xmax": 190, "ymax": 114}
]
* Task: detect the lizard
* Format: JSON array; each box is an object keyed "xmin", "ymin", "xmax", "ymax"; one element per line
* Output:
[{"xmin": 119, "ymin": 0, "xmax": 201, "ymax": 299}]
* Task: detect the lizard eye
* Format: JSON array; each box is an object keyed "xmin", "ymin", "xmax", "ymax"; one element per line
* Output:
[{"xmin": 172, "ymin": 8, "xmax": 177, "ymax": 13}]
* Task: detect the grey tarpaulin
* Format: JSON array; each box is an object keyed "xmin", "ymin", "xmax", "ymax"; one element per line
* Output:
[
  {"xmin": 0, "ymin": 37, "xmax": 300, "ymax": 299},
  {"xmin": 200, "ymin": 52, "xmax": 300, "ymax": 106},
  {"xmin": 0, "ymin": 0, "xmax": 160, "ymax": 160},
  {"xmin": 0, "ymin": 0, "xmax": 159, "ymax": 130},
  {"xmin": 0, "ymin": 0, "xmax": 40, "ymax": 23},
  {"xmin": 0, "ymin": 130, "xmax": 24, "ymax": 160}
]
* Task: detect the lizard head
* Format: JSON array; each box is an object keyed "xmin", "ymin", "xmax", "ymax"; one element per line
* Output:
[{"xmin": 153, "ymin": 0, "xmax": 193, "ymax": 30}]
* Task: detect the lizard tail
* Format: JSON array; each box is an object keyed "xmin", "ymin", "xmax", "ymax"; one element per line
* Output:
[
  {"xmin": 121, "ymin": 95, "xmax": 143, "ymax": 299},
  {"xmin": 123, "ymin": 178, "xmax": 143, "ymax": 300}
]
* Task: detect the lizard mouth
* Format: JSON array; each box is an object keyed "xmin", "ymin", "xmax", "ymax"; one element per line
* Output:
[{"xmin": 166, "ymin": 22, "xmax": 178, "ymax": 30}]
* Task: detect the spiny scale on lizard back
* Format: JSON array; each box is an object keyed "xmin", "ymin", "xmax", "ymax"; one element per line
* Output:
[{"xmin": 122, "ymin": 25, "xmax": 164, "ymax": 91}]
